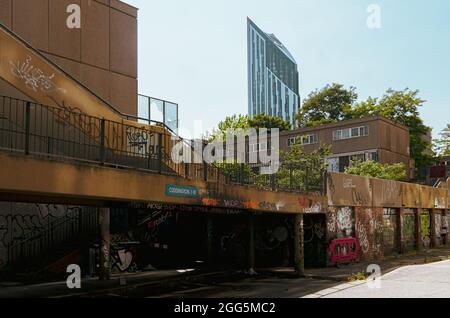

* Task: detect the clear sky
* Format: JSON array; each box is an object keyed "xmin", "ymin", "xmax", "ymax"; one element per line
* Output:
[{"xmin": 125, "ymin": 0, "xmax": 450, "ymax": 138}]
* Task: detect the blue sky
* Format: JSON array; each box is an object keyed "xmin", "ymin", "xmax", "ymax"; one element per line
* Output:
[{"xmin": 125, "ymin": 0, "xmax": 450, "ymax": 138}]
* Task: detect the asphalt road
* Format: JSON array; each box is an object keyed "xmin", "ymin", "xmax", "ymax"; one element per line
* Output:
[{"xmin": 307, "ymin": 260, "xmax": 450, "ymax": 298}]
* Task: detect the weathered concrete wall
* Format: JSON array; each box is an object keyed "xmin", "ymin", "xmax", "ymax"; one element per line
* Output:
[
  {"xmin": 326, "ymin": 173, "xmax": 449, "ymax": 265},
  {"xmin": 0, "ymin": 152, "xmax": 325, "ymax": 215}
]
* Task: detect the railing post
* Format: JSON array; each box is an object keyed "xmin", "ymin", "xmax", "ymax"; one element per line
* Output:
[
  {"xmin": 100, "ymin": 118, "xmax": 106, "ymax": 165},
  {"xmin": 158, "ymin": 133, "xmax": 163, "ymax": 174},
  {"xmin": 24, "ymin": 102, "xmax": 31, "ymax": 155},
  {"xmin": 271, "ymin": 173, "xmax": 276, "ymax": 191}
]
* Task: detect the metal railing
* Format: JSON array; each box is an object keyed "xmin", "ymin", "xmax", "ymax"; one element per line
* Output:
[
  {"xmin": 6, "ymin": 207, "xmax": 98, "ymax": 266},
  {"xmin": 0, "ymin": 96, "xmax": 326, "ymax": 194}
]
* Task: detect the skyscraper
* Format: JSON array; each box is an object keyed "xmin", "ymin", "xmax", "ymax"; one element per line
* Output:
[{"xmin": 247, "ymin": 18, "xmax": 300, "ymax": 128}]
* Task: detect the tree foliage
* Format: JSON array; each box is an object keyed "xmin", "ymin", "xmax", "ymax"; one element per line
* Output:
[
  {"xmin": 296, "ymin": 83, "xmax": 357, "ymax": 127},
  {"xmin": 276, "ymin": 140, "xmax": 331, "ymax": 190},
  {"xmin": 296, "ymin": 86, "xmax": 435, "ymax": 178},
  {"xmin": 434, "ymin": 124, "xmax": 450, "ymax": 157},
  {"xmin": 345, "ymin": 160, "xmax": 408, "ymax": 181},
  {"xmin": 249, "ymin": 113, "xmax": 291, "ymax": 132}
]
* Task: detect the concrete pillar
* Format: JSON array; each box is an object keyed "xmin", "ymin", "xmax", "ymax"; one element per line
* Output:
[
  {"xmin": 207, "ymin": 215, "xmax": 214, "ymax": 267},
  {"xmin": 415, "ymin": 209, "xmax": 422, "ymax": 251},
  {"xmin": 99, "ymin": 207, "xmax": 111, "ymax": 280},
  {"xmin": 248, "ymin": 214, "xmax": 256, "ymax": 273},
  {"xmin": 398, "ymin": 208, "xmax": 404, "ymax": 254},
  {"xmin": 445, "ymin": 211, "xmax": 449, "ymax": 245},
  {"xmin": 294, "ymin": 214, "xmax": 305, "ymax": 277}
]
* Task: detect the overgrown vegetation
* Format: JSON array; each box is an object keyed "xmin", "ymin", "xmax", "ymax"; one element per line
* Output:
[{"xmin": 345, "ymin": 160, "xmax": 408, "ymax": 182}]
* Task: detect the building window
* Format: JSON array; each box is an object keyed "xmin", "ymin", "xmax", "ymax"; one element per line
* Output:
[
  {"xmin": 333, "ymin": 126, "xmax": 369, "ymax": 141},
  {"xmin": 249, "ymin": 142, "xmax": 270, "ymax": 153},
  {"xmin": 287, "ymin": 134, "xmax": 318, "ymax": 147}
]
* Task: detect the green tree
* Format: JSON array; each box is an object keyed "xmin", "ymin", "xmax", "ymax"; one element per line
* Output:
[
  {"xmin": 276, "ymin": 139, "xmax": 331, "ymax": 191},
  {"xmin": 208, "ymin": 114, "xmax": 250, "ymax": 142},
  {"xmin": 350, "ymin": 89, "xmax": 435, "ymax": 177},
  {"xmin": 296, "ymin": 83, "xmax": 358, "ymax": 127},
  {"xmin": 345, "ymin": 160, "xmax": 408, "ymax": 181},
  {"xmin": 249, "ymin": 113, "xmax": 291, "ymax": 131},
  {"xmin": 434, "ymin": 124, "xmax": 450, "ymax": 157}
]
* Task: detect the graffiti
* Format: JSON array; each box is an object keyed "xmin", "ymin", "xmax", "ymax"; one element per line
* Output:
[
  {"xmin": 220, "ymin": 224, "xmax": 247, "ymax": 263},
  {"xmin": 147, "ymin": 212, "xmax": 172, "ymax": 231},
  {"xmin": 314, "ymin": 223, "xmax": 325, "ymax": 240},
  {"xmin": 126, "ymin": 127, "xmax": 151, "ymax": 154},
  {"xmin": 336, "ymin": 207, "xmax": 354, "ymax": 236},
  {"xmin": 327, "ymin": 212, "xmax": 336, "ymax": 236},
  {"xmin": 0, "ymin": 205, "xmax": 80, "ymax": 249},
  {"xmin": 304, "ymin": 203, "xmax": 323, "ymax": 214},
  {"xmin": 356, "ymin": 221, "xmax": 370, "ymax": 254},
  {"xmin": 224, "ymin": 200, "xmax": 242, "ymax": 209},
  {"xmin": 146, "ymin": 203, "xmax": 209, "ymax": 213},
  {"xmin": 111, "ymin": 247, "xmax": 135, "ymax": 272},
  {"xmin": 243, "ymin": 201, "xmax": 259, "ymax": 210},
  {"xmin": 351, "ymin": 189, "xmax": 368, "ymax": 206},
  {"xmin": 259, "ymin": 201, "xmax": 277, "ymax": 211},
  {"xmin": 10, "ymin": 57, "xmax": 66, "ymax": 94},
  {"xmin": 202, "ymin": 198, "xmax": 220, "ymax": 207},
  {"xmin": 343, "ymin": 178, "xmax": 356, "ymax": 189}
]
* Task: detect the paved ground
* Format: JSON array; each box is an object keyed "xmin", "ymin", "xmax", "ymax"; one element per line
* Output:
[
  {"xmin": 0, "ymin": 247, "xmax": 449, "ymax": 298},
  {"xmin": 305, "ymin": 260, "xmax": 450, "ymax": 298}
]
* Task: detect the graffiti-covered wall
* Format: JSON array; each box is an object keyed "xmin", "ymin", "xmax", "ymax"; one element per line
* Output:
[{"xmin": 0, "ymin": 202, "xmax": 97, "ymax": 269}]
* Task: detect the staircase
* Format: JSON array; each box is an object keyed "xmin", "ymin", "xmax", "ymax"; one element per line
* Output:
[
  {"xmin": 0, "ymin": 208, "xmax": 98, "ymax": 282},
  {"xmin": 0, "ymin": 22, "xmax": 191, "ymax": 178}
]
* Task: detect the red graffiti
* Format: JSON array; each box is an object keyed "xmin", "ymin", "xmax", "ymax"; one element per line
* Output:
[
  {"xmin": 329, "ymin": 238, "xmax": 360, "ymax": 264},
  {"xmin": 202, "ymin": 198, "xmax": 220, "ymax": 207},
  {"xmin": 243, "ymin": 201, "xmax": 259, "ymax": 210},
  {"xmin": 298, "ymin": 197, "xmax": 312, "ymax": 208}
]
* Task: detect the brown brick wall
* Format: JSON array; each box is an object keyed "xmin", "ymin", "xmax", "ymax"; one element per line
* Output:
[{"xmin": 0, "ymin": 0, "xmax": 138, "ymax": 115}]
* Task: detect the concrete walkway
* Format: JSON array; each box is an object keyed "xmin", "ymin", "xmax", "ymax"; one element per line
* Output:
[{"xmin": 305, "ymin": 260, "xmax": 450, "ymax": 298}]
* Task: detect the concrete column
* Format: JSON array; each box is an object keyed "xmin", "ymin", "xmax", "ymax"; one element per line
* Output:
[
  {"xmin": 99, "ymin": 207, "xmax": 111, "ymax": 280},
  {"xmin": 398, "ymin": 208, "xmax": 404, "ymax": 254},
  {"xmin": 294, "ymin": 214, "xmax": 305, "ymax": 277},
  {"xmin": 445, "ymin": 211, "xmax": 449, "ymax": 245},
  {"xmin": 248, "ymin": 214, "xmax": 256, "ymax": 274},
  {"xmin": 207, "ymin": 215, "xmax": 214, "ymax": 267},
  {"xmin": 415, "ymin": 209, "xmax": 422, "ymax": 251}
]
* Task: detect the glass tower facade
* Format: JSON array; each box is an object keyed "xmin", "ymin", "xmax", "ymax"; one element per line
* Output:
[{"xmin": 247, "ymin": 18, "xmax": 300, "ymax": 128}]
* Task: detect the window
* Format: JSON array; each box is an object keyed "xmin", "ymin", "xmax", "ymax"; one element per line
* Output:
[
  {"xmin": 249, "ymin": 142, "xmax": 270, "ymax": 153},
  {"xmin": 333, "ymin": 126, "xmax": 369, "ymax": 141},
  {"xmin": 287, "ymin": 134, "xmax": 318, "ymax": 147}
]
